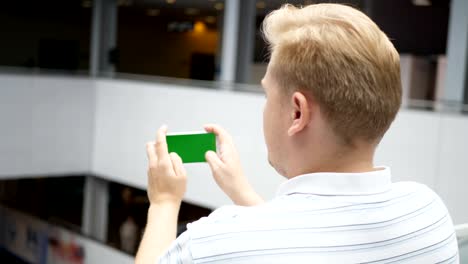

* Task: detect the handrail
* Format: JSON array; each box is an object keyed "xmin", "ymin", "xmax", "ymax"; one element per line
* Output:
[
  {"xmin": 1, "ymin": 66, "xmax": 468, "ymax": 114},
  {"xmin": 456, "ymin": 223, "xmax": 468, "ymax": 239}
]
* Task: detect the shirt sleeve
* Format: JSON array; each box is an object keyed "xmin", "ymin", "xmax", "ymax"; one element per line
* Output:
[{"xmin": 157, "ymin": 230, "xmax": 193, "ymax": 264}]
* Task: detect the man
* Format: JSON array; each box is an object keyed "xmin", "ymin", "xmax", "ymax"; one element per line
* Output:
[{"xmin": 136, "ymin": 3, "xmax": 459, "ymax": 263}]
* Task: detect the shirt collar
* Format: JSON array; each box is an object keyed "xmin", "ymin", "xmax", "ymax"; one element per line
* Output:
[{"xmin": 276, "ymin": 167, "xmax": 392, "ymax": 196}]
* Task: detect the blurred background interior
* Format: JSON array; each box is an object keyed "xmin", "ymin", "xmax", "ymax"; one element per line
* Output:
[{"xmin": 0, "ymin": 0, "xmax": 467, "ymax": 263}]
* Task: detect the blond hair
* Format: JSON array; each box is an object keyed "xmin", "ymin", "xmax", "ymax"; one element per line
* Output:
[{"xmin": 262, "ymin": 3, "xmax": 401, "ymax": 144}]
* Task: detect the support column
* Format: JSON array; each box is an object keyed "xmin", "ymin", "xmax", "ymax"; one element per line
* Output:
[
  {"xmin": 363, "ymin": 0, "xmax": 375, "ymax": 22},
  {"xmin": 219, "ymin": 0, "xmax": 240, "ymax": 85},
  {"xmin": 81, "ymin": 176, "xmax": 109, "ymax": 242},
  {"xmin": 90, "ymin": 0, "xmax": 118, "ymax": 77},
  {"xmin": 445, "ymin": 0, "xmax": 468, "ymax": 106},
  {"xmin": 235, "ymin": 0, "xmax": 257, "ymax": 84}
]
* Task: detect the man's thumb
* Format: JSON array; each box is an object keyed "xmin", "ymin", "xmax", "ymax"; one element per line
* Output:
[{"xmin": 205, "ymin": 151, "xmax": 223, "ymax": 171}]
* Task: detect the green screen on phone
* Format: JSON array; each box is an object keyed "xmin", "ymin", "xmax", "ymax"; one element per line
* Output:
[{"xmin": 166, "ymin": 132, "xmax": 216, "ymax": 163}]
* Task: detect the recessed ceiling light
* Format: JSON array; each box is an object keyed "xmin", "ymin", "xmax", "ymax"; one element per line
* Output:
[
  {"xmin": 185, "ymin": 8, "xmax": 200, "ymax": 15},
  {"xmin": 412, "ymin": 0, "xmax": 431, "ymax": 6},
  {"xmin": 82, "ymin": 0, "xmax": 92, "ymax": 8},
  {"xmin": 117, "ymin": 0, "xmax": 132, "ymax": 6},
  {"xmin": 146, "ymin": 9, "xmax": 160, "ymax": 16},
  {"xmin": 256, "ymin": 1, "xmax": 266, "ymax": 9},
  {"xmin": 214, "ymin": 2, "xmax": 224, "ymax": 10},
  {"xmin": 166, "ymin": 0, "xmax": 176, "ymax": 4},
  {"xmin": 205, "ymin": 16, "xmax": 216, "ymax": 23}
]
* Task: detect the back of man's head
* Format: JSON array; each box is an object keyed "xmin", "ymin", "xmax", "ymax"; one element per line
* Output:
[{"xmin": 262, "ymin": 4, "xmax": 402, "ymax": 145}]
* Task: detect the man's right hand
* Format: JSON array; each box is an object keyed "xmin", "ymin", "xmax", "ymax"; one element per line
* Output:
[{"xmin": 204, "ymin": 124, "xmax": 264, "ymax": 206}]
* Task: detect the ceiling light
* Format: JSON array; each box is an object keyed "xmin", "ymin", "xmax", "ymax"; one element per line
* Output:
[
  {"xmin": 256, "ymin": 1, "xmax": 266, "ymax": 9},
  {"xmin": 412, "ymin": 0, "xmax": 431, "ymax": 6},
  {"xmin": 214, "ymin": 2, "xmax": 224, "ymax": 10},
  {"xmin": 166, "ymin": 0, "xmax": 176, "ymax": 4},
  {"xmin": 205, "ymin": 16, "xmax": 216, "ymax": 24},
  {"xmin": 193, "ymin": 21, "xmax": 207, "ymax": 34},
  {"xmin": 185, "ymin": 8, "xmax": 200, "ymax": 15},
  {"xmin": 117, "ymin": 0, "xmax": 132, "ymax": 6},
  {"xmin": 146, "ymin": 9, "xmax": 160, "ymax": 16},
  {"xmin": 82, "ymin": 0, "xmax": 92, "ymax": 8}
]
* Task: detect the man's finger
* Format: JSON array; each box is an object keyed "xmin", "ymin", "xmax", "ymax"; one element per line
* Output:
[
  {"xmin": 204, "ymin": 124, "xmax": 231, "ymax": 145},
  {"xmin": 146, "ymin": 141, "xmax": 157, "ymax": 162},
  {"xmin": 205, "ymin": 150, "xmax": 224, "ymax": 172},
  {"xmin": 155, "ymin": 125, "xmax": 169, "ymax": 159},
  {"xmin": 170, "ymin": 152, "xmax": 186, "ymax": 177}
]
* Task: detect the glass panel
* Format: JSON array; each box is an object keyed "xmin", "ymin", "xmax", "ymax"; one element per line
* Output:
[
  {"xmin": 116, "ymin": 0, "xmax": 224, "ymax": 80},
  {"xmin": 0, "ymin": 1, "xmax": 91, "ymax": 72}
]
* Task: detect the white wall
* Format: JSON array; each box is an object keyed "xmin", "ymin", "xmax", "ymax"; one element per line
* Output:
[
  {"xmin": 0, "ymin": 74, "xmax": 95, "ymax": 177},
  {"xmin": 437, "ymin": 115, "xmax": 468, "ymax": 224},
  {"xmin": 375, "ymin": 110, "xmax": 442, "ymax": 188},
  {"xmin": 0, "ymin": 74, "xmax": 467, "ymax": 224},
  {"xmin": 92, "ymin": 79, "xmax": 280, "ymax": 208}
]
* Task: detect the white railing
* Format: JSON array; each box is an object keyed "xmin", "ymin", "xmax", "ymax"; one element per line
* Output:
[{"xmin": 456, "ymin": 223, "xmax": 468, "ymax": 239}]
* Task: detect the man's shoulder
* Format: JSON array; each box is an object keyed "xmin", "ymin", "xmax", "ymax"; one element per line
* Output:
[
  {"xmin": 187, "ymin": 205, "xmax": 249, "ymax": 229},
  {"xmin": 186, "ymin": 202, "xmax": 288, "ymax": 240},
  {"xmin": 391, "ymin": 181, "xmax": 440, "ymax": 198},
  {"xmin": 187, "ymin": 182, "xmax": 448, "ymax": 233},
  {"xmin": 188, "ymin": 181, "xmax": 443, "ymax": 227},
  {"xmin": 182, "ymin": 182, "xmax": 456, "ymax": 263}
]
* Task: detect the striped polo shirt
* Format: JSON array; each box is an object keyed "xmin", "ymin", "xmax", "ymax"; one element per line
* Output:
[{"xmin": 159, "ymin": 167, "xmax": 459, "ymax": 263}]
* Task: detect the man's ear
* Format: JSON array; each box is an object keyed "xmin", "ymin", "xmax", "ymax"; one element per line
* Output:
[{"xmin": 287, "ymin": 91, "xmax": 311, "ymax": 136}]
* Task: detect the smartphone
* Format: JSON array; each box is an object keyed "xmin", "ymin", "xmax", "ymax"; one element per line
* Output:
[{"xmin": 166, "ymin": 131, "xmax": 216, "ymax": 163}]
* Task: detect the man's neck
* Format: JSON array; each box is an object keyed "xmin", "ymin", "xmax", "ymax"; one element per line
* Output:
[{"xmin": 285, "ymin": 143, "xmax": 376, "ymax": 178}]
